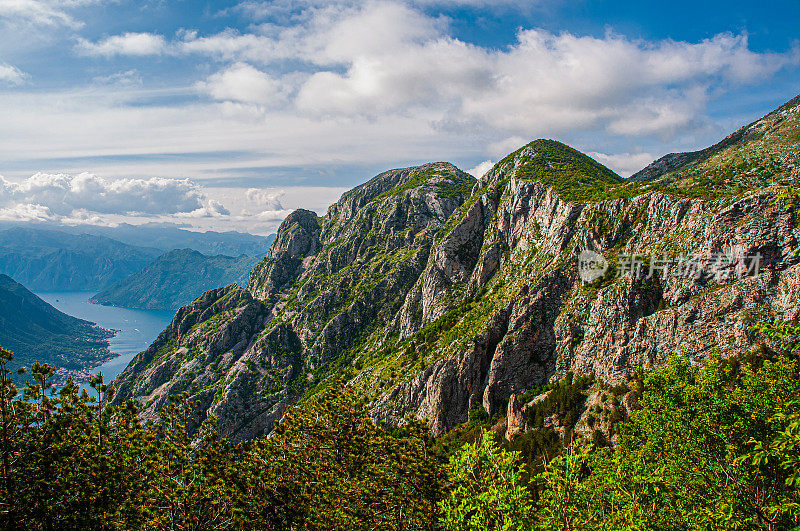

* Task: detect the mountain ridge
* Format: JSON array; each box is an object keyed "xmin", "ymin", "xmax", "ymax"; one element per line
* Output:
[
  {"xmin": 630, "ymin": 93, "xmax": 800, "ymax": 187},
  {"xmin": 0, "ymin": 222, "xmax": 277, "ymax": 257},
  {"xmin": 90, "ymin": 249, "xmax": 261, "ymax": 310},
  {"xmin": 0, "ymin": 227, "xmax": 162, "ymax": 291},
  {"xmin": 112, "ymin": 94, "xmax": 800, "ymax": 441}
]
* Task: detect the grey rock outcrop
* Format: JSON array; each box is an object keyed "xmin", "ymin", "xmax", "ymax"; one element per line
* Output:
[
  {"xmin": 112, "ymin": 96, "xmax": 800, "ymax": 441},
  {"xmin": 370, "ymin": 155, "xmax": 800, "ymax": 435}
]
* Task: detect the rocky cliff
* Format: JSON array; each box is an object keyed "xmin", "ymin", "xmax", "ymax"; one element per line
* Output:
[{"xmin": 112, "ymin": 95, "xmax": 800, "ymax": 441}]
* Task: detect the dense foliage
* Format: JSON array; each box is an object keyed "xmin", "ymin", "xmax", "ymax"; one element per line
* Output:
[
  {"xmin": 1, "ymin": 320, "xmax": 799, "ymax": 530},
  {"xmin": 0, "ymin": 350, "xmax": 444, "ymax": 530},
  {"xmin": 441, "ymin": 321, "xmax": 800, "ymax": 530}
]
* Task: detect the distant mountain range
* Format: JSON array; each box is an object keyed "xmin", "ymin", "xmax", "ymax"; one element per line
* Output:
[
  {"xmin": 62, "ymin": 223, "xmax": 276, "ymax": 257},
  {"xmin": 0, "ymin": 225, "xmax": 276, "ymax": 292},
  {"xmin": 0, "ymin": 274, "xmax": 112, "ymax": 386},
  {"xmin": 90, "ymin": 249, "xmax": 262, "ymax": 310},
  {"xmin": 0, "ymin": 228, "xmax": 163, "ymax": 291}
]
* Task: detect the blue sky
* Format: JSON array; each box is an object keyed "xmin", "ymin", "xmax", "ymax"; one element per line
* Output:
[{"xmin": 0, "ymin": 0, "xmax": 797, "ymax": 234}]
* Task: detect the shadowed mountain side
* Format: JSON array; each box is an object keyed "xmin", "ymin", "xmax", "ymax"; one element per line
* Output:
[
  {"xmin": 91, "ymin": 249, "xmax": 262, "ymax": 310},
  {"xmin": 0, "ymin": 274, "xmax": 113, "ymax": 385}
]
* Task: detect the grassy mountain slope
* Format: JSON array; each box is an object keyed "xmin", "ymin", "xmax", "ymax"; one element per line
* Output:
[
  {"xmin": 112, "ymin": 162, "xmax": 477, "ymax": 439},
  {"xmin": 500, "ymin": 139, "xmax": 634, "ymax": 202},
  {"xmin": 112, "ymin": 94, "xmax": 800, "ymax": 443},
  {"xmin": 90, "ymin": 249, "xmax": 261, "ymax": 310},
  {"xmin": 631, "ymin": 94, "xmax": 800, "ymax": 196},
  {"xmin": 0, "ymin": 274, "xmax": 112, "ymax": 385}
]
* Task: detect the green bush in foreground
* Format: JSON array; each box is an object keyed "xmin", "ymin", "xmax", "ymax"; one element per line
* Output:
[
  {"xmin": 439, "ymin": 321, "xmax": 800, "ymax": 530},
  {"xmin": 1, "ymin": 319, "xmax": 799, "ymax": 530},
  {"xmin": 0, "ymin": 350, "xmax": 444, "ymax": 531},
  {"xmin": 439, "ymin": 430, "xmax": 532, "ymax": 530}
]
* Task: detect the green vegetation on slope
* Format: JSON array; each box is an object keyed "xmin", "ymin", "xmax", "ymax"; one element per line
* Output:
[
  {"xmin": 373, "ymin": 167, "xmax": 475, "ymax": 202},
  {"xmin": 90, "ymin": 249, "xmax": 261, "ymax": 310},
  {"xmin": 2, "ymin": 319, "xmax": 798, "ymax": 529},
  {"xmin": 0, "ymin": 274, "xmax": 112, "ymax": 385},
  {"xmin": 504, "ymin": 139, "xmax": 644, "ymax": 202},
  {"xmin": 633, "ymin": 94, "xmax": 800, "ymax": 198},
  {"xmin": 440, "ymin": 320, "xmax": 800, "ymax": 530}
]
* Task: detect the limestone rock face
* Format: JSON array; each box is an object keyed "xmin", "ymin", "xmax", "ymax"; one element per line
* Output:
[
  {"xmin": 112, "ymin": 284, "xmax": 274, "ymax": 437},
  {"xmin": 369, "ymin": 140, "xmax": 800, "ymax": 435},
  {"xmin": 112, "ymin": 162, "xmax": 477, "ymax": 440},
  {"xmin": 112, "ymin": 96, "xmax": 800, "ymax": 441},
  {"xmin": 247, "ymin": 209, "xmax": 321, "ymax": 302},
  {"xmin": 505, "ymin": 394, "xmax": 527, "ymax": 440}
]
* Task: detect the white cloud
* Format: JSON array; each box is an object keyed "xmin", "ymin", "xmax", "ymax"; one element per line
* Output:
[
  {"xmin": 77, "ymin": 32, "xmax": 167, "ymax": 57},
  {"xmin": 0, "ymin": 0, "xmax": 75, "ymax": 27},
  {"xmin": 587, "ymin": 151, "xmax": 655, "ymax": 178},
  {"xmin": 197, "ymin": 63, "xmax": 284, "ymax": 105},
  {"xmin": 73, "ymin": 4, "xmax": 795, "ymax": 143},
  {"xmin": 0, "ymin": 62, "xmax": 25, "ymax": 84},
  {"xmin": 244, "ymin": 188, "xmax": 285, "ymax": 211},
  {"xmin": 58, "ymin": 208, "xmax": 106, "ymax": 225},
  {"xmin": 0, "ymin": 172, "xmax": 212, "ymax": 216},
  {"xmin": 0, "ymin": 0, "xmax": 103, "ymax": 28},
  {"xmin": 178, "ymin": 29, "xmax": 279, "ymax": 63},
  {"xmin": 0, "ymin": 202, "xmax": 56, "ymax": 222},
  {"xmin": 239, "ymin": 188, "xmax": 293, "ymax": 221},
  {"xmin": 411, "ymin": 0, "xmax": 532, "ymax": 4},
  {"xmin": 174, "ymin": 3, "xmax": 795, "ymax": 141},
  {"xmin": 0, "ymin": 173, "xmax": 343, "ymax": 233},
  {"xmin": 467, "ymin": 160, "xmax": 494, "ymax": 178},
  {"xmin": 92, "ymin": 69, "xmax": 142, "ymax": 87},
  {"xmin": 175, "ymin": 199, "xmax": 231, "ymax": 219}
]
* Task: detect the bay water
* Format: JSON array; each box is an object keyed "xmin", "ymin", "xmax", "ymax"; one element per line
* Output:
[{"xmin": 35, "ymin": 291, "xmax": 174, "ymax": 386}]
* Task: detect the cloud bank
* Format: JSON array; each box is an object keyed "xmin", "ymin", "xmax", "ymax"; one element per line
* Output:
[
  {"xmin": 0, "ymin": 0, "xmax": 798, "ymax": 233},
  {"xmin": 73, "ymin": 2, "xmax": 797, "ymax": 145},
  {"xmin": 0, "ymin": 172, "xmax": 333, "ymax": 233},
  {"xmin": 0, "ymin": 172, "xmax": 231, "ymax": 223}
]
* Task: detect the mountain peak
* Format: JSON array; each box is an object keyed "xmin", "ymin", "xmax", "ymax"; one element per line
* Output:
[
  {"xmin": 483, "ymin": 138, "xmax": 624, "ymax": 202},
  {"xmin": 331, "ymin": 162, "xmax": 475, "ymax": 215},
  {"xmin": 109, "ymin": 92, "xmax": 800, "ymax": 443}
]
